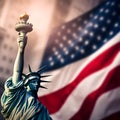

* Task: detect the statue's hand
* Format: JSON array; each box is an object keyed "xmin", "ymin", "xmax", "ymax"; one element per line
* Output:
[{"xmin": 17, "ymin": 35, "xmax": 27, "ymax": 51}]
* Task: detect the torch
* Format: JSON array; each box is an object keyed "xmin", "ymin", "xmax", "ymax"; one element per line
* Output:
[{"xmin": 15, "ymin": 13, "xmax": 33, "ymax": 50}]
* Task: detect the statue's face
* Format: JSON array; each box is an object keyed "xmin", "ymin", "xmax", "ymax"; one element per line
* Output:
[{"xmin": 28, "ymin": 79, "xmax": 40, "ymax": 92}]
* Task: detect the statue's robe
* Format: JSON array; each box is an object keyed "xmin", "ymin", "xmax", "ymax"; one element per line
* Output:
[{"xmin": 1, "ymin": 77, "xmax": 52, "ymax": 120}]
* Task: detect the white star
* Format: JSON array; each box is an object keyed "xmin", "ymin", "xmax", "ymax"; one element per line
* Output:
[
  {"xmin": 48, "ymin": 57, "xmax": 53, "ymax": 61},
  {"xmin": 111, "ymin": 2, "xmax": 115, "ymax": 6},
  {"xmin": 71, "ymin": 54, "xmax": 75, "ymax": 59},
  {"xmin": 101, "ymin": 27, "xmax": 106, "ymax": 32},
  {"xmin": 88, "ymin": 22, "xmax": 93, "ymax": 27},
  {"xmin": 112, "ymin": 12, "xmax": 117, "ymax": 16},
  {"xmin": 80, "ymin": 49, "xmax": 85, "ymax": 54},
  {"xmin": 89, "ymin": 32, "xmax": 94, "ymax": 37},
  {"xmin": 94, "ymin": 24, "xmax": 99, "ymax": 28},
  {"xmin": 68, "ymin": 40, "xmax": 72, "ymax": 44},
  {"xmin": 68, "ymin": 40, "xmax": 74, "ymax": 47},
  {"xmin": 54, "ymin": 51, "xmax": 59, "ymax": 55},
  {"xmin": 114, "ymin": 23, "xmax": 119, "ymax": 27},
  {"xmin": 70, "ymin": 43, "xmax": 74, "ymax": 47},
  {"xmin": 67, "ymin": 29, "xmax": 71, "ymax": 34},
  {"xmin": 61, "ymin": 25, "xmax": 66, "ymax": 29},
  {"xmin": 52, "ymin": 47, "xmax": 56, "ymax": 51},
  {"xmin": 84, "ymin": 20, "xmax": 88, "ymax": 24},
  {"xmin": 75, "ymin": 46, "xmax": 80, "ymax": 51},
  {"xmin": 100, "ymin": 8, "xmax": 104, "ymax": 12},
  {"xmin": 94, "ymin": 15, "xmax": 98, "ymax": 19},
  {"xmin": 57, "ymin": 54, "xmax": 62, "ymax": 59},
  {"xmin": 63, "ymin": 48, "xmax": 69, "ymax": 55},
  {"xmin": 84, "ymin": 40, "xmax": 89, "ymax": 46},
  {"xmin": 106, "ymin": 19, "xmax": 111, "ymax": 24},
  {"xmin": 109, "ymin": 31, "xmax": 114, "ymax": 36},
  {"xmin": 99, "ymin": 16, "xmax": 104, "ymax": 21},
  {"xmin": 78, "ymin": 26, "xmax": 82, "ymax": 31},
  {"xmin": 63, "ymin": 47, "xmax": 67, "ymax": 52},
  {"xmin": 73, "ymin": 33, "xmax": 77, "ymax": 39},
  {"xmin": 50, "ymin": 61, "xmax": 54, "ymax": 66},
  {"xmin": 106, "ymin": 1, "xmax": 110, "ymax": 5},
  {"xmin": 78, "ymin": 37, "xmax": 83, "ymax": 42},
  {"xmin": 103, "ymin": 39, "xmax": 108, "ymax": 43},
  {"xmin": 72, "ymin": 23, "xmax": 77, "ymax": 27},
  {"xmin": 59, "ymin": 43, "xmax": 64, "ymax": 48},
  {"xmin": 92, "ymin": 45, "xmax": 97, "ymax": 50},
  {"xmin": 60, "ymin": 58, "xmax": 64, "ymax": 63},
  {"xmin": 65, "ymin": 50, "xmax": 69, "ymax": 55},
  {"xmin": 84, "ymin": 30, "xmax": 88, "ymax": 34},
  {"xmin": 97, "ymin": 36, "xmax": 101, "ymax": 41},
  {"xmin": 63, "ymin": 36, "xmax": 67, "ymax": 41},
  {"xmin": 90, "ymin": 13, "xmax": 94, "ymax": 17},
  {"xmin": 105, "ymin": 9, "xmax": 110, "ymax": 13}
]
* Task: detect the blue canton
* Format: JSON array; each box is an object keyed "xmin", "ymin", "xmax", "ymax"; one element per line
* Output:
[{"xmin": 40, "ymin": 0, "xmax": 120, "ymax": 72}]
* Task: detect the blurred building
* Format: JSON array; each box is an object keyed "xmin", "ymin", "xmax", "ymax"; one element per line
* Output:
[{"xmin": 0, "ymin": 0, "xmax": 31, "ymax": 82}]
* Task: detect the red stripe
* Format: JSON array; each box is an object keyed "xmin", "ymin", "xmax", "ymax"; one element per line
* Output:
[
  {"xmin": 70, "ymin": 66, "xmax": 120, "ymax": 120},
  {"xmin": 38, "ymin": 42, "xmax": 120, "ymax": 114},
  {"xmin": 102, "ymin": 111, "xmax": 120, "ymax": 120}
]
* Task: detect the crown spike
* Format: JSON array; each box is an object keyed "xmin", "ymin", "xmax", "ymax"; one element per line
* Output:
[
  {"xmin": 22, "ymin": 73, "xmax": 27, "ymax": 77},
  {"xmin": 39, "ymin": 85, "xmax": 47, "ymax": 89},
  {"xmin": 40, "ymin": 80, "xmax": 51, "ymax": 83},
  {"xmin": 28, "ymin": 64, "xmax": 32, "ymax": 72},
  {"xmin": 37, "ymin": 65, "xmax": 47, "ymax": 73},
  {"xmin": 40, "ymin": 75, "xmax": 51, "ymax": 78}
]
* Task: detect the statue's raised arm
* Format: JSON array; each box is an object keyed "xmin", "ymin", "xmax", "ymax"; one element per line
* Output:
[
  {"xmin": 1, "ymin": 13, "xmax": 52, "ymax": 120},
  {"xmin": 13, "ymin": 13, "xmax": 32, "ymax": 85}
]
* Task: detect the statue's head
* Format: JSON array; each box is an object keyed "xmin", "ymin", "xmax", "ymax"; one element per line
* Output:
[{"xmin": 23, "ymin": 65, "xmax": 49, "ymax": 92}]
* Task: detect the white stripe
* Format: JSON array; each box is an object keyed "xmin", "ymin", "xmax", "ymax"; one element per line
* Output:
[
  {"xmin": 51, "ymin": 53, "xmax": 120, "ymax": 120},
  {"xmin": 90, "ymin": 88, "xmax": 120, "ymax": 120},
  {"xmin": 38, "ymin": 33, "xmax": 120, "ymax": 96}
]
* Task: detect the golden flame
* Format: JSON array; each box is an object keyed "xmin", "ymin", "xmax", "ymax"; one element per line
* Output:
[{"xmin": 19, "ymin": 12, "xmax": 29, "ymax": 21}]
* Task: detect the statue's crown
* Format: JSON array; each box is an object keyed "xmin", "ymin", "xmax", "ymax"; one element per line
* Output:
[{"xmin": 23, "ymin": 65, "xmax": 50, "ymax": 89}]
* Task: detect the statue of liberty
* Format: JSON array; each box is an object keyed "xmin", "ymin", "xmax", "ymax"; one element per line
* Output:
[{"xmin": 1, "ymin": 13, "xmax": 52, "ymax": 120}]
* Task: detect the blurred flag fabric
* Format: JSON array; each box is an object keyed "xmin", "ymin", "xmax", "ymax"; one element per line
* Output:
[{"xmin": 38, "ymin": 0, "xmax": 120, "ymax": 120}]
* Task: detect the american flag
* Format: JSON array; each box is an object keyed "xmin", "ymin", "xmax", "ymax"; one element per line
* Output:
[{"xmin": 38, "ymin": 0, "xmax": 120, "ymax": 119}]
